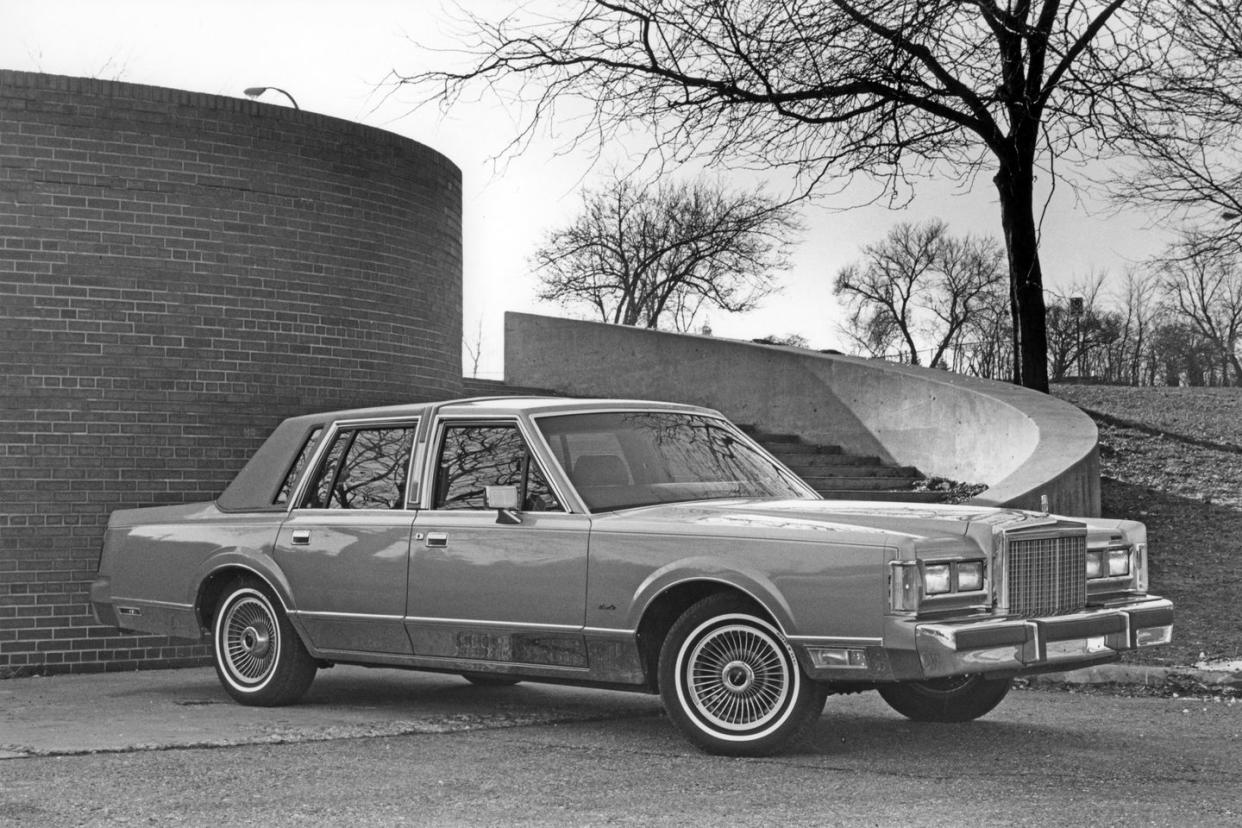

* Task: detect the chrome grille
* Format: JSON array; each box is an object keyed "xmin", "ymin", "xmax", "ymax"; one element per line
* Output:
[{"xmin": 1006, "ymin": 533, "xmax": 1086, "ymax": 617}]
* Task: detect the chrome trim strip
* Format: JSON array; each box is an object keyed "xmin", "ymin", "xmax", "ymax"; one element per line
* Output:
[
  {"xmin": 289, "ymin": 610, "xmax": 405, "ymax": 622},
  {"xmin": 402, "ymin": 616, "xmax": 583, "ymax": 632},
  {"xmin": 786, "ymin": 635, "xmax": 884, "ymax": 646},
  {"xmin": 582, "ymin": 626, "xmax": 636, "ymax": 637},
  {"xmin": 112, "ymin": 597, "xmax": 194, "ymax": 611},
  {"xmin": 321, "ymin": 651, "xmax": 590, "ymax": 673}
]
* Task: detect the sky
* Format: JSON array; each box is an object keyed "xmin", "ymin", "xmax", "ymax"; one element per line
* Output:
[{"xmin": 0, "ymin": 0, "xmax": 1180, "ymax": 378}]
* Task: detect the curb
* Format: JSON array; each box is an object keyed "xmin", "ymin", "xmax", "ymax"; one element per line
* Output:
[{"xmin": 1024, "ymin": 663, "xmax": 1242, "ymax": 691}]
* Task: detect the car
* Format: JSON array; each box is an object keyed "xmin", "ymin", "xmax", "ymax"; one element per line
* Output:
[{"xmin": 92, "ymin": 396, "xmax": 1174, "ymax": 755}]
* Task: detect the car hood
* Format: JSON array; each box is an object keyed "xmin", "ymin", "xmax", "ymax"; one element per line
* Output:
[{"xmin": 589, "ymin": 498, "xmax": 1070, "ymax": 548}]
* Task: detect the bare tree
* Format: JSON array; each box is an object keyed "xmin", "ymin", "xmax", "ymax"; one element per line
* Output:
[
  {"xmin": 1114, "ymin": 2, "xmax": 1242, "ymax": 256},
  {"xmin": 1158, "ymin": 236, "xmax": 1242, "ymax": 385},
  {"xmin": 1045, "ymin": 275, "xmax": 1120, "ymax": 382},
  {"xmin": 1112, "ymin": 270, "xmax": 1162, "ymax": 385},
  {"xmin": 752, "ymin": 333, "xmax": 810, "ymax": 348},
  {"xmin": 834, "ymin": 220, "xmax": 1005, "ymax": 368},
  {"xmin": 532, "ymin": 176, "xmax": 800, "ymax": 330},
  {"xmin": 956, "ymin": 295, "xmax": 1012, "ymax": 380},
  {"xmin": 463, "ymin": 316, "xmax": 485, "ymax": 379},
  {"xmin": 1149, "ymin": 320, "xmax": 1219, "ymax": 386},
  {"xmin": 406, "ymin": 1, "xmax": 1169, "ymax": 391}
]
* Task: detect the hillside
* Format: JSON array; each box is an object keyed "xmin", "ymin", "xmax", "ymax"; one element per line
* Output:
[{"xmin": 1051, "ymin": 384, "xmax": 1242, "ymax": 667}]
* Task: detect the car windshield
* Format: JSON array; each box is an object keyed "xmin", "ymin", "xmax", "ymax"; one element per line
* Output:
[{"xmin": 536, "ymin": 411, "xmax": 813, "ymax": 512}]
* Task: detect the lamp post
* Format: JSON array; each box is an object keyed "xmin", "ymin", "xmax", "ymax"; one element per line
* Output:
[{"xmin": 243, "ymin": 86, "xmax": 300, "ymax": 110}]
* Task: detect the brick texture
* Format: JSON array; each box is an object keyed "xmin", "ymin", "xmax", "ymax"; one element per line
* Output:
[{"xmin": 0, "ymin": 71, "xmax": 463, "ymax": 675}]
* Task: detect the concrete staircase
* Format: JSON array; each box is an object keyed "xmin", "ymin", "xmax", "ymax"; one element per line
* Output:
[{"xmin": 741, "ymin": 426, "xmax": 947, "ymax": 503}]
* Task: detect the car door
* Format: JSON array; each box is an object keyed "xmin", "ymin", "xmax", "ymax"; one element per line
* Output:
[
  {"xmin": 406, "ymin": 418, "xmax": 591, "ymax": 669},
  {"xmin": 273, "ymin": 419, "xmax": 418, "ymax": 656}
]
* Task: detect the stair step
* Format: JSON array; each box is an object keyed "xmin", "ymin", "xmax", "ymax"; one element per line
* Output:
[
  {"xmin": 761, "ymin": 441, "xmax": 846, "ymax": 455},
  {"xmin": 796, "ymin": 469, "xmax": 921, "ymax": 484},
  {"xmin": 778, "ymin": 455, "xmax": 912, "ymax": 471},
  {"xmin": 742, "ymin": 423, "xmax": 971, "ymax": 502},
  {"xmin": 818, "ymin": 489, "xmax": 950, "ymax": 503},
  {"xmin": 739, "ymin": 426, "xmax": 804, "ymax": 443},
  {"xmin": 804, "ymin": 476, "xmax": 923, "ymax": 492}
]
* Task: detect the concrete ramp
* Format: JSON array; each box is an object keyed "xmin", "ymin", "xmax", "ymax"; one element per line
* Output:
[{"xmin": 503, "ymin": 312, "xmax": 1099, "ymax": 516}]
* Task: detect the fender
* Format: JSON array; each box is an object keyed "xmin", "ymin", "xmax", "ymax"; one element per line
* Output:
[
  {"xmin": 192, "ymin": 549, "xmax": 296, "ymax": 624},
  {"xmin": 628, "ymin": 556, "xmax": 798, "ymax": 636}
]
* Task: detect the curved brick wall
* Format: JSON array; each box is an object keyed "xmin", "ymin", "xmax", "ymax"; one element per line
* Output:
[{"xmin": 0, "ymin": 71, "xmax": 462, "ymax": 675}]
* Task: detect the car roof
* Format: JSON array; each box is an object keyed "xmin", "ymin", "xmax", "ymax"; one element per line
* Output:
[{"xmin": 300, "ymin": 396, "xmax": 710, "ymax": 421}]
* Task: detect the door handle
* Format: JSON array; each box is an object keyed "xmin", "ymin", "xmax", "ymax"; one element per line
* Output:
[
  {"xmin": 425, "ymin": 532, "xmax": 448, "ymax": 548},
  {"xmin": 291, "ymin": 530, "xmax": 311, "ymax": 545}
]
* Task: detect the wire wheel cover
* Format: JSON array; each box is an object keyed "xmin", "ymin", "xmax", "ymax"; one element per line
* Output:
[
  {"xmin": 683, "ymin": 621, "xmax": 793, "ymax": 732},
  {"xmin": 220, "ymin": 594, "xmax": 280, "ymax": 686}
]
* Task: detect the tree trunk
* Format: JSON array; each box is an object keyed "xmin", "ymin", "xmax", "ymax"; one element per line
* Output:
[
  {"xmin": 994, "ymin": 159, "xmax": 1050, "ymax": 393},
  {"xmin": 1228, "ymin": 348, "xmax": 1242, "ymax": 387}
]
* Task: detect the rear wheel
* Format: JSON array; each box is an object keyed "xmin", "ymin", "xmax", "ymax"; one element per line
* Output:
[
  {"xmin": 878, "ymin": 675, "xmax": 1011, "ymax": 722},
  {"xmin": 658, "ymin": 593, "xmax": 827, "ymax": 756},
  {"xmin": 213, "ymin": 578, "xmax": 317, "ymax": 706}
]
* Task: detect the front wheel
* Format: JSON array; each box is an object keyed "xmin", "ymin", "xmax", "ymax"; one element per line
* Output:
[
  {"xmin": 213, "ymin": 578, "xmax": 317, "ymax": 706},
  {"xmin": 659, "ymin": 594, "xmax": 827, "ymax": 756},
  {"xmin": 878, "ymin": 675, "xmax": 1011, "ymax": 722}
]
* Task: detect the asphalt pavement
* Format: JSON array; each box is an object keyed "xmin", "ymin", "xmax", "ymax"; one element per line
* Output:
[{"xmin": 2, "ymin": 660, "xmax": 1239, "ymax": 760}]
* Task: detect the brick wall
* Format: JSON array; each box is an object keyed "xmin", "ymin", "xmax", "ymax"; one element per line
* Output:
[{"xmin": 0, "ymin": 71, "xmax": 463, "ymax": 675}]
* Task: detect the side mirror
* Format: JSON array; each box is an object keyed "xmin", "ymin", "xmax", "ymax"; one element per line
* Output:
[{"xmin": 485, "ymin": 485, "xmax": 522, "ymax": 525}]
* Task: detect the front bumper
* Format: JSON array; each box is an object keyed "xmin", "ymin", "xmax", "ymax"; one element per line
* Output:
[
  {"xmin": 913, "ymin": 597, "xmax": 1174, "ymax": 679},
  {"xmin": 795, "ymin": 597, "xmax": 1173, "ymax": 682}
]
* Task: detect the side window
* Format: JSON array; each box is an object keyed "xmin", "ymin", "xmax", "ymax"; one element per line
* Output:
[
  {"xmin": 556, "ymin": 432, "xmax": 633, "ymax": 486},
  {"xmin": 301, "ymin": 425, "xmax": 417, "ymax": 510},
  {"xmin": 434, "ymin": 423, "xmax": 562, "ymax": 512}
]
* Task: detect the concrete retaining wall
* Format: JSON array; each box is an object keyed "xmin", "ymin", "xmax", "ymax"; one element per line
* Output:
[{"xmin": 504, "ymin": 313, "xmax": 1099, "ymax": 515}]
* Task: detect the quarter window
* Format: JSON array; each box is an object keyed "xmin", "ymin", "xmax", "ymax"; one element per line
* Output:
[
  {"xmin": 434, "ymin": 423, "xmax": 562, "ymax": 512},
  {"xmin": 275, "ymin": 427, "xmax": 324, "ymax": 505},
  {"xmin": 301, "ymin": 425, "xmax": 417, "ymax": 510}
]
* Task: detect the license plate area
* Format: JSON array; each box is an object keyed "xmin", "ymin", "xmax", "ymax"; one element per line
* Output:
[{"xmin": 1045, "ymin": 636, "xmax": 1109, "ymax": 660}]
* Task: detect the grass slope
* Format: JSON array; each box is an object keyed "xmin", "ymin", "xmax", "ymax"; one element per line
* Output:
[{"xmin": 1051, "ymin": 384, "xmax": 1242, "ymax": 667}]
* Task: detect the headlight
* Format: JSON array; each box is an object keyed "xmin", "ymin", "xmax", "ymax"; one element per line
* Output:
[
  {"xmin": 957, "ymin": 561, "xmax": 985, "ymax": 592},
  {"xmin": 1086, "ymin": 549, "xmax": 1104, "ymax": 578},
  {"xmin": 890, "ymin": 558, "xmax": 988, "ymax": 613},
  {"xmin": 1087, "ymin": 547, "xmax": 1131, "ymax": 579},
  {"xmin": 924, "ymin": 564, "xmax": 952, "ymax": 595}
]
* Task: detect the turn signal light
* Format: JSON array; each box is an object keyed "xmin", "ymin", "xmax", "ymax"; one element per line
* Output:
[{"xmin": 807, "ymin": 647, "xmax": 869, "ymax": 669}]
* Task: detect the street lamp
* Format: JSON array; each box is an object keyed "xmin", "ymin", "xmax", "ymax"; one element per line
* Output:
[{"xmin": 243, "ymin": 86, "xmax": 300, "ymax": 110}]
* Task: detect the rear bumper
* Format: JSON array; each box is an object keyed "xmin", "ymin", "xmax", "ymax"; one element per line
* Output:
[
  {"xmin": 90, "ymin": 575, "xmax": 203, "ymax": 640},
  {"xmin": 913, "ymin": 597, "xmax": 1174, "ymax": 679}
]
